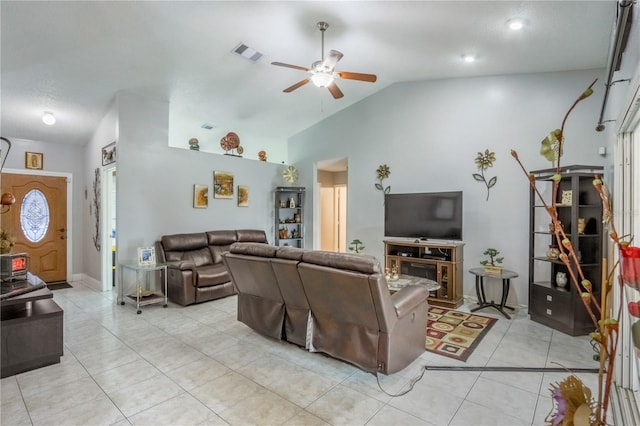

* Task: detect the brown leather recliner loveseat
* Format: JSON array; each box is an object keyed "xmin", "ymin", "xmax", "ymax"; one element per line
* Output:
[
  {"xmin": 222, "ymin": 243, "xmax": 428, "ymax": 375},
  {"xmin": 155, "ymin": 229, "xmax": 267, "ymax": 306}
]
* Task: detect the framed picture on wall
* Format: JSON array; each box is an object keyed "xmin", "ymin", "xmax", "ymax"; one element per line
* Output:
[
  {"xmin": 193, "ymin": 184, "xmax": 208, "ymax": 208},
  {"xmin": 102, "ymin": 141, "xmax": 116, "ymax": 166},
  {"xmin": 25, "ymin": 152, "xmax": 43, "ymax": 170},
  {"xmin": 237, "ymin": 185, "xmax": 249, "ymax": 207},
  {"xmin": 213, "ymin": 171, "xmax": 234, "ymax": 199},
  {"xmin": 137, "ymin": 247, "xmax": 156, "ymax": 265}
]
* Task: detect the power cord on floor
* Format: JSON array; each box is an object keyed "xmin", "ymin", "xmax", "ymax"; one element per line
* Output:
[{"xmin": 375, "ymin": 365, "xmax": 427, "ymax": 397}]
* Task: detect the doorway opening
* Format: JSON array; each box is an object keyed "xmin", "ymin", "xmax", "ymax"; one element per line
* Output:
[
  {"xmin": 101, "ymin": 167, "xmax": 116, "ymax": 291},
  {"xmin": 316, "ymin": 158, "xmax": 347, "ymax": 252}
]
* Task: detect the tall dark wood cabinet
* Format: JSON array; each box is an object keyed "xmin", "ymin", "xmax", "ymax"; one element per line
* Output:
[
  {"xmin": 275, "ymin": 187, "xmax": 305, "ymax": 248},
  {"xmin": 528, "ymin": 165, "xmax": 604, "ymax": 336}
]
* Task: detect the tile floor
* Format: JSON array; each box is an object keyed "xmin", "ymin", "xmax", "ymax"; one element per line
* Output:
[{"xmin": 1, "ymin": 280, "xmax": 605, "ymax": 426}]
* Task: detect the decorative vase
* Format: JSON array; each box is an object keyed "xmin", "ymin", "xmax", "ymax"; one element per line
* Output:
[
  {"xmin": 621, "ymin": 246, "xmax": 640, "ymax": 289},
  {"xmin": 547, "ymin": 245, "xmax": 560, "ymax": 260},
  {"xmin": 556, "ymin": 271, "xmax": 568, "ymax": 288},
  {"xmin": 577, "ymin": 217, "xmax": 586, "ymax": 234}
]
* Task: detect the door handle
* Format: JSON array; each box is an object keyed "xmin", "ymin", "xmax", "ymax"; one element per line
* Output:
[{"xmin": 59, "ymin": 228, "xmax": 66, "ymax": 232}]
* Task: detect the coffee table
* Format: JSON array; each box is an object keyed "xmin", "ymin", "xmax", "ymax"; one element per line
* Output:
[{"xmin": 387, "ymin": 274, "xmax": 440, "ymax": 293}]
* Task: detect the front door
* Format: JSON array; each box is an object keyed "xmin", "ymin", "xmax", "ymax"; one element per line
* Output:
[{"xmin": 1, "ymin": 173, "xmax": 67, "ymax": 282}]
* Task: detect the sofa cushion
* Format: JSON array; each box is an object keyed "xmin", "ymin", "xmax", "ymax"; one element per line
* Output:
[
  {"xmin": 206, "ymin": 231, "xmax": 237, "ymax": 263},
  {"xmin": 236, "ymin": 229, "xmax": 268, "ymax": 243},
  {"xmin": 196, "ymin": 263, "xmax": 230, "ymax": 287},
  {"xmin": 161, "ymin": 233, "xmax": 207, "ymax": 252},
  {"xmin": 301, "ymin": 251, "xmax": 381, "ymax": 274},
  {"xmin": 230, "ymin": 242, "xmax": 277, "ymax": 257},
  {"xmin": 276, "ymin": 246, "xmax": 306, "ymax": 261}
]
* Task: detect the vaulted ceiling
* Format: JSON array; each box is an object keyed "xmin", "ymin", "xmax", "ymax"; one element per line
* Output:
[{"xmin": 0, "ymin": 1, "xmax": 616, "ymax": 147}]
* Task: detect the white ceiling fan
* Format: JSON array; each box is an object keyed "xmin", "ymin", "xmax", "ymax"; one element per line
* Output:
[{"xmin": 271, "ymin": 21, "xmax": 377, "ymax": 99}]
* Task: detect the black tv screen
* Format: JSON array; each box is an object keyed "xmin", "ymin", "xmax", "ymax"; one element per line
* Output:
[{"xmin": 384, "ymin": 191, "xmax": 463, "ymax": 240}]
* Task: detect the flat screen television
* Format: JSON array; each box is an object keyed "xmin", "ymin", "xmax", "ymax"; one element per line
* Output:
[{"xmin": 384, "ymin": 191, "xmax": 463, "ymax": 240}]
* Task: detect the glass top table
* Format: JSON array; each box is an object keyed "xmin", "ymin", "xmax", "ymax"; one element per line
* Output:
[{"xmin": 387, "ymin": 274, "xmax": 440, "ymax": 293}]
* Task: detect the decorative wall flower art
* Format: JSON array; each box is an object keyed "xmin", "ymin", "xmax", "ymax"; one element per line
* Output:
[
  {"xmin": 473, "ymin": 149, "xmax": 497, "ymax": 201},
  {"xmin": 375, "ymin": 164, "xmax": 391, "ymax": 200}
]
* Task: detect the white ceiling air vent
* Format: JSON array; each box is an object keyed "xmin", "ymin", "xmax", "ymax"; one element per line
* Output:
[
  {"xmin": 201, "ymin": 123, "xmax": 216, "ymax": 130},
  {"xmin": 232, "ymin": 43, "xmax": 263, "ymax": 62}
]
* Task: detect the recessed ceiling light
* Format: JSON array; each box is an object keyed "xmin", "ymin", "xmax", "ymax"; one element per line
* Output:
[
  {"xmin": 462, "ymin": 54, "xmax": 476, "ymax": 63},
  {"xmin": 42, "ymin": 112, "xmax": 56, "ymax": 125},
  {"xmin": 507, "ymin": 18, "xmax": 524, "ymax": 31}
]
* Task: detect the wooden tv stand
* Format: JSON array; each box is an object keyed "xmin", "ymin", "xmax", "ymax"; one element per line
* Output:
[{"xmin": 384, "ymin": 239, "xmax": 464, "ymax": 308}]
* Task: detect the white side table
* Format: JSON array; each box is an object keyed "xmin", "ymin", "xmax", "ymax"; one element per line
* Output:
[{"xmin": 118, "ymin": 262, "xmax": 168, "ymax": 314}]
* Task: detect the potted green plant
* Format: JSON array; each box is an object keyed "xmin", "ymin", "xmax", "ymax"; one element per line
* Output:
[
  {"xmin": 480, "ymin": 248, "xmax": 504, "ymax": 274},
  {"xmin": 348, "ymin": 239, "xmax": 365, "ymax": 254}
]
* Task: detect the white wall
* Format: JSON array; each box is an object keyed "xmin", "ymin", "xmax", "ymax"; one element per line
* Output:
[
  {"xmin": 168, "ymin": 106, "xmax": 290, "ymax": 165},
  {"xmin": 115, "ymin": 91, "xmax": 284, "ymax": 268},
  {"xmin": 289, "ymin": 68, "xmax": 611, "ymax": 307},
  {"xmin": 83, "ymin": 102, "xmax": 118, "ymax": 282}
]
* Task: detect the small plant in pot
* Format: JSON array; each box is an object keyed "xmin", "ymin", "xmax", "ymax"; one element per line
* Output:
[
  {"xmin": 348, "ymin": 239, "xmax": 365, "ymax": 254},
  {"xmin": 480, "ymin": 248, "xmax": 504, "ymax": 275}
]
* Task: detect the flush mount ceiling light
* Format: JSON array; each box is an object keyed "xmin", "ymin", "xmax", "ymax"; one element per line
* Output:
[
  {"xmin": 42, "ymin": 112, "xmax": 56, "ymax": 125},
  {"xmin": 462, "ymin": 54, "xmax": 476, "ymax": 63},
  {"xmin": 507, "ymin": 18, "xmax": 524, "ymax": 30}
]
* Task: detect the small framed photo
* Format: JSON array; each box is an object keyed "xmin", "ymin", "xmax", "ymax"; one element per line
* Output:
[
  {"xmin": 137, "ymin": 247, "xmax": 156, "ymax": 265},
  {"xmin": 193, "ymin": 184, "xmax": 208, "ymax": 208},
  {"xmin": 237, "ymin": 185, "xmax": 249, "ymax": 207},
  {"xmin": 102, "ymin": 141, "xmax": 117, "ymax": 166},
  {"xmin": 25, "ymin": 152, "xmax": 43, "ymax": 170}
]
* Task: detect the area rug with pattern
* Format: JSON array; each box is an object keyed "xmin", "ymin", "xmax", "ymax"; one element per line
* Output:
[{"xmin": 426, "ymin": 306, "xmax": 497, "ymax": 362}]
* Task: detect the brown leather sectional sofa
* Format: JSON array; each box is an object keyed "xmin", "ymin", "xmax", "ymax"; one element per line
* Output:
[
  {"xmin": 222, "ymin": 242, "xmax": 429, "ymax": 375},
  {"xmin": 155, "ymin": 229, "xmax": 267, "ymax": 306}
]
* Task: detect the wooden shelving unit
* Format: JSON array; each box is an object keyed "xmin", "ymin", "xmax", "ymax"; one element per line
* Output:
[
  {"xmin": 275, "ymin": 187, "xmax": 305, "ymax": 248},
  {"xmin": 528, "ymin": 165, "xmax": 604, "ymax": 336}
]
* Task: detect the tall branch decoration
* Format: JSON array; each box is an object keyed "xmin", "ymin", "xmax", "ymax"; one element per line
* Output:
[
  {"xmin": 375, "ymin": 164, "xmax": 391, "ymax": 200},
  {"xmin": 92, "ymin": 167, "xmax": 101, "ymax": 252},
  {"xmin": 472, "ymin": 149, "xmax": 497, "ymax": 201},
  {"xmin": 511, "ymin": 79, "xmax": 631, "ymax": 426}
]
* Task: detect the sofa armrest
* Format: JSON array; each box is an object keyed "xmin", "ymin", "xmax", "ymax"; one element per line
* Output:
[
  {"xmin": 165, "ymin": 260, "xmax": 196, "ymax": 270},
  {"xmin": 391, "ymin": 285, "xmax": 428, "ymax": 318}
]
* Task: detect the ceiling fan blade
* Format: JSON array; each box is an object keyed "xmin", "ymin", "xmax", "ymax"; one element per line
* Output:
[
  {"xmin": 336, "ymin": 71, "xmax": 377, "ymax": 83},
  {"xmin": 272, "ymin": 62, "xmax": 310, "ymax": 72},
  {"xmin": 283, "ymin": 79, "xmax": 311, "ymax": 93},
  {"xmin": 327, "ymin": 82, "xmax": 344, "ymax": 99},
  {"xmin": 322, "ymin": 50, "xmax": 344, "ymax": 70}
]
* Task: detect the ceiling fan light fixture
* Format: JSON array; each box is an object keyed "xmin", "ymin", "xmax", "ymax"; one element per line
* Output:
[
  {"xmin": 42, "ymin": 111, "xmax": 56, "ymax": 125},
  {"xmin": 311, "ymin": 72, "xmax": 334, "ymax": 88}
]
